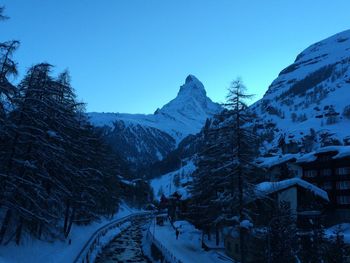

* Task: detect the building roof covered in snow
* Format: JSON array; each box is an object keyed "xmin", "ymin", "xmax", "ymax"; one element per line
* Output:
[
  {"xmin": 257, "ymin": 146, "xmax": 350, "ymax": 168},
  {"xmin": 256, "ymin": 153, "xmax": 299, "ymax": 169},
  {"xmin": 296, "ymin": 146, "xmax": 350, "ymax": 164},
  {"xmin": 255, "ymin": 178, "xmax": 329, "ymax": 202}
]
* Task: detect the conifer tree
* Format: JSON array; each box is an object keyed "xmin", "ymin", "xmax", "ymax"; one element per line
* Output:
[
  {"xmin": 222, "ymin": 79, "xmax": 257, "ymax": 217},
  {"xmin": 268, "ymin": 202, "xmax": 298, "ymax": 263},
  {"xmin": 189, "ymin": 79, "xmax": 259, "ymax": 258}
]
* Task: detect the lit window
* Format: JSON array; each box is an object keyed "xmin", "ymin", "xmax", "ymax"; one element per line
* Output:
[
  {"xmin": 337, "ymin": 196, "xmax": 350, "ymax": 204},
  {"xmin": 336, "ymin": 181, "xmax": 350, "ymax": 190}
]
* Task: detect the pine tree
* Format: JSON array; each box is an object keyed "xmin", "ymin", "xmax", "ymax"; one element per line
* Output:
[
  {"xmin": 326, "ymin": 225, "xmax": 349, "ymax": 263},
  {"xmin": 189, "ymin": 79, "xmax": 260, "ymax": 260},
  {"xmin": 0, "ymin": 64, "xmax": 122, "ymax": 244},
  {"xmin": 0, "ymin": 6, "xmax": 8, "ymax": 21},
  {"xmin": 268, "ymin": 202, "xmax": 298, "ymax": 263},
  {"xmin": 223, "ymin": 79, "xmax": 258, "ymax": 263}
]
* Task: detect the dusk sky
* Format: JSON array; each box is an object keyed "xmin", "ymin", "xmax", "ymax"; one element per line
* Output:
[{"xmin": 1, "ymin": 0, "xmax": 350, "ymax": 113}]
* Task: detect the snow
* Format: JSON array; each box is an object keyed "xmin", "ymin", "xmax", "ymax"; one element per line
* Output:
[
  {"xmin": 297, "ymin": 145, "xmax": 350, "ymax": 163},
  {"xmin": 150, "ymin": 160, "xmax": 196, "ymax": 200},
  {"xmin": 47, "ymin": 130, "xmax": 58, "ymax": 138},
  {"xmin": 257, "ymin": 146, "xmax": 350, "ymax": 169},
  {"xmin": 325, "ymin": 223, "xmax": 350, "ymax": 244},
  {"xmin": 240, "ymin": 220, "xmax": 253, "ymax": 229},
  {"xmin": 83, "ymin": 221, "xmax": 132, "ymax": 263},
  {"xmin": 88, "ymin": 75, "xmax": 222, "ymax": 143},
  {"xmin": 147, "ymin": 219, "xmax": 233, "ymax": 263},
  {"xmin": 257, "ymin": 153, "xmax": 299, "ymax": 169},
  {"xmin": 255, "ymin": 178, "xmax": 329, "ymax": 201},
  {"xmin": 0, "ymin": 203, "xmax": 141, "ymax": 263},
  {"xmin": 250, "ymin": 29, "xmax": 350, "ymax": 156}
]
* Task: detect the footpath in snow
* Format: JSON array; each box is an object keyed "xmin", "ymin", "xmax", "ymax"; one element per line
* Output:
[
  {"xmin": 0, "ymin": 203, "xmax": 141, "ymax": 263},
  {"xmin": 148, "ymin": 219, "xmax": 233, "ymax": 263}
]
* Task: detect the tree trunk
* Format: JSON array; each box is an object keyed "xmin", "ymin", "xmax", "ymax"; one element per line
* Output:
[
  {"xmin": 0, "ymin": 209, "xmax": 12, "ymax": 244},
  {"xmin": 216, "ymin": 226, "xmax": 220, "ymax": 246},
  {"xmin": 63, "ymin": 199, "xmax": 70, "ymax": 235},
  {"xmin": 65, "ymin": 207, "xmax": 75, "ymax": 238},
  {"xmin": 15, "ymin": 217, "xmax": 23, "ymax": 245},
  {"xmin": 37, "ymin": 223, "xmax": 42, "ymax": 240},
  {"xmin": 207, "ymin": 227, "xmax": 211, "ymax": 241}
]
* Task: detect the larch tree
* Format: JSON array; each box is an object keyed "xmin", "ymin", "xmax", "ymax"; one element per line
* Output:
[
  {"xmin": 189, "ymin": 79, "xmax": 260, "ymax": 254},
  {"xmin": 222, "ymin": 78, "xmax": 258, "ymax": 263}
]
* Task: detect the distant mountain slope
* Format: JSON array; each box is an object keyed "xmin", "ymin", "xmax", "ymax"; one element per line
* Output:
[
  {"xmin": 88, "ymin": 75, "xmax": 222, "ymax": 171},
  {"xmin": 252, "ymin": 29, "xmax": 350, "ymax": 154},
  {"xmin": 151, "ymin": 29, "xmax": 350, "ymax": 198}
]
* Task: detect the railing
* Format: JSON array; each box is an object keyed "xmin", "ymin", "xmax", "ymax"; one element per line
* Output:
[
  {"xmin": 146, "ymin": 218, "xmax": 183, "ymax": 263},
  {"xmin": 73, "ymin": 211, "xmax": 151, "ymax": 263}
]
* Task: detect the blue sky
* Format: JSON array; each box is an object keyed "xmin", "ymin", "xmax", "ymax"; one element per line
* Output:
[{"xmin": 1, "ymin": 0, "xmax": 350, "ymax": 113}]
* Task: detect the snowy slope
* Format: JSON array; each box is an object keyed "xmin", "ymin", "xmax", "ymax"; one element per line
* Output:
[
  {"xmin": 0, "ymin": 203, "xmax": 140, "ymax": 263},
  {"xmin": 89, "ymin": 75, "xmax": 222, "ymax": 143},
  {"xmin": 252, "ymin": 29, "xmax": 350, "ymax": 154},
  {"xmin": 150, "ymin": 160, "xmax": 196, "ymax": 200},
  {"xmin": 151, "ymin": 30, "xmax": 350, "ymax": 198}
]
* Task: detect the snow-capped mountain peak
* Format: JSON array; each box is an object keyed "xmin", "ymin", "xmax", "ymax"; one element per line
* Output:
[
  {"xmin": 178, "ymin": 74, "xmax": 206, "ymax": 98},
  {"xmin": 88, "ymin": 75, "xmax": 222, "ymax": 168},
  {"xmin": 158, "ymin": 75, "xmax": 221, "ymax": 125}
]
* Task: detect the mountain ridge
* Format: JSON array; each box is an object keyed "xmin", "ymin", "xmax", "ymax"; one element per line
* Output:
[
  {"xmin": 88, "ymin": 75, "xmax": 223, "ymax": 171},
  {"xmin": 251, "ymin": 29, "xmax": 350, "ymax": 155}
]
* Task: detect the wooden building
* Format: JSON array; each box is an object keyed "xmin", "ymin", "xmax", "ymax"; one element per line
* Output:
[
  {"xmin": 258, "ymin": 146, "xmax": 350, "ymax": 225},
  {"xmin": 224, "ymin": 178, "xmax": 329, "ymax": 262},
  {"xmin": 297, "ymin": 146, "xmax": 350, "ymax": 224},
  {"xmin": 298, "ymin": 147, "xmax": 350, "ymax": 207}
]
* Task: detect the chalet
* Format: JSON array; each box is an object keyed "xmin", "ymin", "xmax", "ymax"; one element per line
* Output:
[
  {"xmin": 251, "ymin": 178, "xmax": 329, "ymax": 228},
  {"xmin": 258, "ymin": 146, "xmax": 350, "ymax": 225},
  {"xmin": 224, "ymin": 178, "xmax": 329, "ymax": 262},
  {"xmin": 297, "ymin": 146, "xmax": 350, "ymax": 224}
]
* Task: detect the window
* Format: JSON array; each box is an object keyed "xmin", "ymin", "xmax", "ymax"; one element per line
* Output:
[
  {"xmin": 337, "ymin": 196, "xmax": 350, "ymax": 204},
  {"xmin": 336, "ymin": 167, "xmax": 350, "ymax": 176},
  {"xmin": 336, "ymin": 181, "xmax": 350, "ymax": 190},
  {"xmin": 304, "ymin": 170, "xmax": 317, "ymax": 178},
  {"xmin": 322, "ymin": 182, "xmax": 333, "ymax": 190},
  {"xmin": 320, "ymin": 169, "xmax": 332, "ymax": 176}
]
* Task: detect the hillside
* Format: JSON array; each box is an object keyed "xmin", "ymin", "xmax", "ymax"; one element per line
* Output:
[{"xmin": 252, "ymin": 29, "xmax": 350, "ymax": 155}]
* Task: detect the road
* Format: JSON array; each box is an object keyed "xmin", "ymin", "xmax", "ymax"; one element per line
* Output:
[{"xmin": 95, "ymin": 216, "xmax": 152, "ymax": 263}]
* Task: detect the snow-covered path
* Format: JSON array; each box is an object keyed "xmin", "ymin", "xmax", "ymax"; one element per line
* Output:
[
  {"xmin": 0, "ymin": 204, "xmax": 141, "ymax": 263},
  {"xmin": 150, "ymin": 220, "xmax": 233, "ymax": 263},
  {"xmin": 95, "ymin": 217, "xmax": 152, "ymax": 263}
]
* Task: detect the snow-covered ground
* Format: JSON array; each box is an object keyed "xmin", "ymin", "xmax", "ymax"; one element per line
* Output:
[
  {"xmin": 326, "ymin": 223, "xmax": 350, "ymax": 244},
  {"xmin": 150, "ymin": 160, "xmax": 196, "ymax": 200},
  {"xmin": 0, "ymin": 203, "xmax": 140, "ymax": 263},
  {"xmin": 148, "ymin": 219, "xmax": 233, "ymax": 263}
]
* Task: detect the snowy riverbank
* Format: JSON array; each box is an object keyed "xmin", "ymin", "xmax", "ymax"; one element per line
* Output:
[
  {"xmin": 0, "ymin": 203, "xmax": 141, "ymax": 263},
  {"xmin": 147, "ymin": 218, "xmax": 233, "ymax": 263}
]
